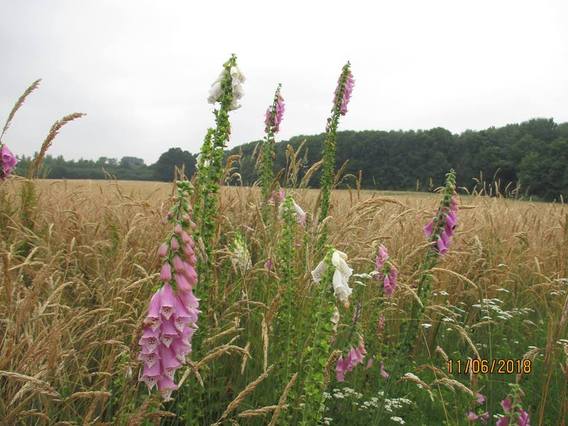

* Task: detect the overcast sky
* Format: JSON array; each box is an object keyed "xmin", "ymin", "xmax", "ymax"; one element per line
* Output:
[{"xmin": 1, "ymin": 0, "xmax": 567, "ymax": 164}]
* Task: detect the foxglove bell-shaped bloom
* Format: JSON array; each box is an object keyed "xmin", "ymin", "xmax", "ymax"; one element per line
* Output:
[
  {"xmin": 278, "ymin": 196, "xmax": 307, "ymax": 226},
  {"xmin": 0, "ymin": 144, "xmax": 18, "ymax": 180},
  {"xmin": 312, "ymin": 250, "xmax": 353, "ymax": 307},
  {"xmin": 139, "ymin": 200, "xmax": 200, "ymax": 400},
  {"xmin": 265, "ymin": 92, "xmax": 285, "ymax": 133},
  {"xmin": 517, "ymin": 409, "xmax": 530, "ymax": 426},
  {"xmin": 374, "ymin": 245, "xmax": 398, "ymax": 297},
  {"xmin": 335, "ymin": 338, "xmax": 366, "ymax": 381},
  {"xmin": 334, "ymin": 69, "xmax": 355, "ymax": 116},
  {"xmin": 208, "ymin": 64, "xmax": 245, "ymax": 111}
]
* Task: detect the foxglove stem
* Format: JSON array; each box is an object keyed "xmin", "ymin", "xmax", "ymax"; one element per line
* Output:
[
  {"xmin": 273, "ymin": 195, "xmax": 297, "ymax": 386},
  {"xmin": 318, "ymin": 62, "xmax": 354, "ymax": 249},
  {"xmin": 299, "ymin": 247, "xmax": 340, "ymax": 425},
  {"xmin": 260, "ymin": 84, "xmax": 284, "ymax": 218},
  {"xmin": 195, "ymin": 55, "xmax": 243, "ymax": 292},
  {"xmin": 400, "ymin": 169, "xmax": 457, "ymax": 356}
]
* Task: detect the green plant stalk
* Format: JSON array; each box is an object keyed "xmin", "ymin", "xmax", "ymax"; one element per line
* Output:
[
  {"xmin": 398, "ymin": 170, "xmax": 456, "ymax": 358},
  {"xmin": 260, "ymin": 84, "xmax": 282, "ymax": 224},
  {"xmin": 274, "ymin": 196, "xmax": 297, "ymax": 386},
  {"xmin": 318, "ymin": 63, "xmax": 351, "ymax": 251},
  {"xmin": 298, "ymin": 247, "xmax": 336, "ymax": 426}
]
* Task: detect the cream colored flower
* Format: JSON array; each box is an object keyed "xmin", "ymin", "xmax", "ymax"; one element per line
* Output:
[
  {"xmin": 278, "ymin": 197, "xmax": 306, "ymax": 226},
  {"xmin": 311, "ymin": 250, "xmax": 353, "ymax": 307}
]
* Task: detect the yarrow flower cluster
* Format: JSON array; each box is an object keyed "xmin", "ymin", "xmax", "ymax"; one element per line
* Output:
[
  {"xmin": 0, "ymin": 144, "xmax": 18, "ymax": 180},
  {"xmin": 374, "ymin": 244, "xmax": 398, "ymax": 297},
  {"xmin": 334, "ymin": 66, "xmax": 355, "ymax": 116},
  {"xmin": 264, "ymin": 85, "xmax": 285, "ymax": 133},
  {"xmin": 312, "ymin": 249, "xmax": 353, "ymax": 308},
  {"xmin": 138, "ymin": 182, "xmax": 199, "ymax": 401},
  {"xmin": 207, "ymin": 62, "xmax": 246, "ymax": 111},
  {"xmin": 336, "ymin": 337, "xmax": 366, "ymax": 382},
  {"xmin": 423, "ymin": 170, "xmax": 458, "ymax": 255}
]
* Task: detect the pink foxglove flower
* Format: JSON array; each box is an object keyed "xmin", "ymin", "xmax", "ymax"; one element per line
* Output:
[
  {"xmin": 374, "ymin": 244, "xmax": 398, "ymax": 297},
  {"xmin": 335, "ymin": 338, "xmax": 367, "ymax": 382},
  {"xmin": 424, "ymin": 193, "xmax": 459, "ymax": 255},
  {"xmin": 517, "ymin": 409, "xmax": 530, "ymax": 426},
  {"xmin": 501, "ymin": 398, "xmax": 513, "ymax": 413},
  {"xmin": 380, "ymin": 361, "xmax": 390, "ymax": 379},
  {"xmin": 265, "ymin": 89, "xmax": 285, "ymax": 133},
  {"xmin": 138, "ymin": 194, "xmax": 200, "ymax": 401},
  {"xmin": 334, "ymin": 69, "xmax": 355, "ymax": 116},
  {"xmin": 0, "ymin": 144, "xmax": 18, "ymax": 180}
]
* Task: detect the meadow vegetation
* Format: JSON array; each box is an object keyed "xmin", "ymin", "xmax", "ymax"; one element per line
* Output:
[{"xmin": 1, "ymin": 57, "xmax": 567, "ymax": 425}]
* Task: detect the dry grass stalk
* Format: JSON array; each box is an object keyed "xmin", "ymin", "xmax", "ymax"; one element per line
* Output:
[
  {"xmin": 212, "ymin": 365, "xmax": 274, "ymax": 425},
  {"xmin": 0, "ymin": 79, "xmax": 41, "ymax": 142},
  {"xmin": 268, "ymin": 372, "xmax": 298, "ymax": 426}
]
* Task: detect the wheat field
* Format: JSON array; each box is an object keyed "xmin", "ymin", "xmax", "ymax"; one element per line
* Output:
[{"xmin": 0, "ymin": 178, "xmax": 566, "ymax": 425}]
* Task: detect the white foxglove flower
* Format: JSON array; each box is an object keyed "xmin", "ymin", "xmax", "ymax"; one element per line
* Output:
[
  {"xmin": 233, "ymin": 83, "xmax": 244, "ymax": 100},
  {"xmin": 230, "ymin": 65, "xmax": 246, "ymax": 83},
  {"xmin": 229, "ymin": 98, "xmax": 242, "ymax": 111},
  {"xmin": 208, "ymin": 81, "xmax": 222, "ymax": 104},
  {"xmin": 311, "ymin": 250, "xmax": 353, "ymax": 307},
  {"xmin": 278, "ymin": 197, "xmax": 306, "ymax": 226}
]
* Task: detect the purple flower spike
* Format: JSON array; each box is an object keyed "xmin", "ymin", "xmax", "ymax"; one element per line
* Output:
[
  {"xmin": 265, "ymin": 92, "xmax": 285, "ymax": 133},
  {"xmin": 335, "ymin": 71, "xmax": 355, "ymax": 115}
]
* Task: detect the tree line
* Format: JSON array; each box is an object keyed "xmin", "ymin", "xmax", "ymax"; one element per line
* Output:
[
  {"xmin": 14, "ymin": 148, "xmax": 197, "ymax": 182},
  {"xmin": 13, "ymin": 118, "xmax": 568, "ymax": 200},
  {"xmin": 228, "ymin": 118, "xmax": 568, "ymax": 201}
]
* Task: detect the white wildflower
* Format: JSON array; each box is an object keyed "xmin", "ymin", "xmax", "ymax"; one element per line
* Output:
[
  {"xmin": 312, "ymin": 250, "xmax": 353, "ymax": 307},
  {"xmin": 278, "ymin": 197, "xmax": 306, "ymax": 226}
]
